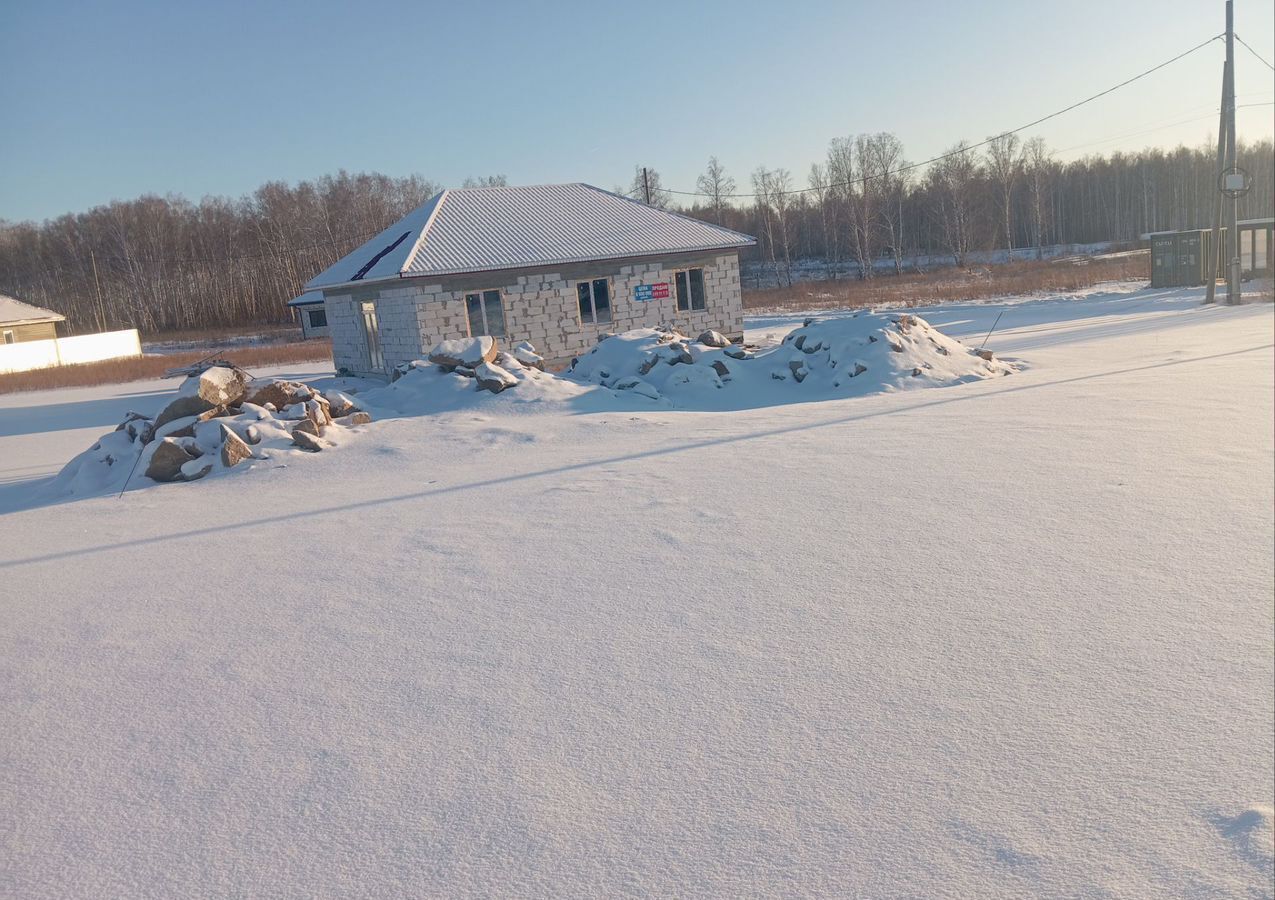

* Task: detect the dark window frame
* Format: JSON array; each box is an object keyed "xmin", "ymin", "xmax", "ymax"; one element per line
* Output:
[
  {"xmin": 465, "ymin": 289, "xmax": 506, "ymax": 337},
  {"xmin": 576, "ymin": 278, "xmax": 613, "ymax": 325},
  {"xmin": 674, "ymin": 267, "xmax": 707, "ymax": 311},
  {"xmin": 307, "ymin": 308, "xmax": 327, "ymax": 329}
]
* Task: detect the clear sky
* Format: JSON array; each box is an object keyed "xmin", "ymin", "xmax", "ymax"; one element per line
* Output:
[{"xmin": 2, "ymin": 0, "xmax": 1272, "ymax": 223}]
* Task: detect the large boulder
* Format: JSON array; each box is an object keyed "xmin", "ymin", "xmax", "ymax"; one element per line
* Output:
[
  {"xmin": 303, "ymin": 398, "xmax": 331, "ymax": 428},
  {"xmin": 336, "ymin": 411, "xmax": 372, "ymax": 426},
  {"xmin": 512, "ymin": 341, "xmax": 545, "ymax": 371},
  {"xmin": 474, "ymin": 362, "xmax": 518, "ymax": 394},
  {"xmin": 323, "ymin": 390, "xmax": 360, "ymax": 418},
  {"xmin": 245, "ymin": 380, "xmax": 313, "ymax": 410},
  {"xmin": 153, "ymin": 394, "xmax": 217, "ymax": 430},
  {"xmin": 180, "ymin": 365, "xmax": 249, "ymax": 407},
  {"xmin": 292, "ymin": 430, "xmax": 323, "ymax": 452},
  {"xmin": 429, "ymin": 336, "xmax": 498, "ymax": 369},
  {"xmin": 180, "ymin": 459, "xmax": 214, "ymax": 481},
  {"xmin": 144, "ymin": 438, "xmax": 195, "ymax": 483},
  {"xmin": 219, "ymin": 425, "xmax": 253, "ymax": 468},
  {"xmin": 697, "ymin": 330, "xmax": 731, "ymax": 348},
  {"xmin": 292, "ymin": 418, "xmax": 320, "ymax": 439}
]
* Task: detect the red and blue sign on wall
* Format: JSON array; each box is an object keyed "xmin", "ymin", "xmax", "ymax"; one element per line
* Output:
[{"xmin": 634, "ymin": 283, "xmax": 670, "ymax": 302}]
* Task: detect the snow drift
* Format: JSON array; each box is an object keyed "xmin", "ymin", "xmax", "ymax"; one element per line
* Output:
[{"xmin": 568, "ymin": 313, "xmax": 1013, "ymax": 409}]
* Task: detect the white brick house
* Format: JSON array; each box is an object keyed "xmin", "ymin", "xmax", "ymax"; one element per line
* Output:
[{"xmin": 304, "ymin": 183, "xmax": 755, "ymax": 377}]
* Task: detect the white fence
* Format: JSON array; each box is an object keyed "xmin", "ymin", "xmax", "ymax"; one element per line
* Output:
[{"xmin": 0, "ymin": 329, "xmax": 143, "ymax": 374}]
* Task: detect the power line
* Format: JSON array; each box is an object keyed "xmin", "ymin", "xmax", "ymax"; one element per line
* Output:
[
  {"xmin": 1054, "ymin": 101, "xmax": 1275, "ymax": 156},
  {"xmin": 1235, "ymin": 32, "xmax": 1275, "ymax": 71},
  {"xmin": 81, "ymin": 227, "xmax": 388, "ymax": 266},
  {"xmin": 664, "ymin": 33, "xmax": 1226, "ymax": 200}
]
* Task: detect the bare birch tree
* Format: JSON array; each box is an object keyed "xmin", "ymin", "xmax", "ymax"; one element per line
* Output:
[
  {"xmin": 928, "ymin": 141, "xmax": 980, "ymax": 267},
  {"xmin": 629, "ymin": 166, "xmax": 672, "ymax": 208},
  {"xmin": 696, "ymin": 157, "xmax": 736, "ymax": 224},
  {"xmin": 1024, "ymin": 137, "xmax": 1054, "ymax": 260},
  {"xmin": 985, "ymin": 133, "xmax": 1024, "ymax": 256}
]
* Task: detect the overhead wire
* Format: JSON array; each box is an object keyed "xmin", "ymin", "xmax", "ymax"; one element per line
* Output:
[
  {"xmin": 663, "ymin": 33, "xmax": 1226, "ymax": 199},
  {"xmin": 1235, "ymin": 33, "xmax": 1275, "ymax": 71}
]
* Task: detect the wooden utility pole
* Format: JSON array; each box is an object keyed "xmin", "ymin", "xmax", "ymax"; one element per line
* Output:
[
  {"xmin": 1209, "ymin": 1, "xmax": 1241, "ymax": 305},
  {"xmin": 90, "ymin": 248, "xmax": 107, "ymax": 331},
  {"xmin": 1223, "ymin": 0, "xmax": 1240, "ymax": 305},
  {"xmin": 1205, "ymin": 58, "xmax": 1228, "ymax": 305},
  {"xmin": 642, "ymin": 167, "xmax": 651, "ymax": 205}
]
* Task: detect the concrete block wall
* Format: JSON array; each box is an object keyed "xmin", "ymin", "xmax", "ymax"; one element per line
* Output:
[
  {"xmin": 323, "ymin": 251, "xmax": 744, "ymax": 376},
  {"xmin": 323, "ymin": 295, "xmax": 365, "ymax": 375}
]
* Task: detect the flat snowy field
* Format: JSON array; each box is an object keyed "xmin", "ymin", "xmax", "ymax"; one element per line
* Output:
[{"xmin": 3, "ymin": 284, "xmax": 1273, "ymax": 898}]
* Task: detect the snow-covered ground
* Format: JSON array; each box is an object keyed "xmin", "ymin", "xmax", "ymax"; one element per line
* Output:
[{"xmin": 2, "ymin": 284, "xmax": 1272, "ymax": 898}]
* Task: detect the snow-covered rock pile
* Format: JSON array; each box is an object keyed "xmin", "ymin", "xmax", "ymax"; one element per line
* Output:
[
  {"xmin": 567, "ymin": 325, "xmax": 740, "ymax": 402},
  {"xmin": 391, "ymin": 336, "xmax": 546, "ymax": 395},
  {"xmin": 50, "ymin": 365, "xmax": 372, "ymax": 498},
  {"xmin": 766, "ymin": 312, "xmax": 1014, "ymax": 386},
  {"xmin": 367, "ymin": 337, "xmax": 587, "ymax": 416},
  {"xmin": 568, "ymin": 314, "xmax": 1012, "ymax": 406}
]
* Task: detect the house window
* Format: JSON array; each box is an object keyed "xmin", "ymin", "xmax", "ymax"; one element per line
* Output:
[
  {"xmin": 307, "ymin": 308, "xmax": 327, "ymax": 329},
  {"xmin": 466, "ymin": 290, "xmax": 505, "ymax": 337},
  {"xmin": 674, "ymin": 268, "xmax": 706, "ymax": 311},
  {"xmin": 576, "ymin": 279, "xmax": 612, "ymax": 325},
  {"xmin": 2, "ymin": 330, "xmax": 13, "ymax": 345}
]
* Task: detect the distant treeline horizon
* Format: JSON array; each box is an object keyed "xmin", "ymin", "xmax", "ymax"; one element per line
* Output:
[{"xmin": 1, "ymin": 136, "xmax": 1271, "ymax": 335}]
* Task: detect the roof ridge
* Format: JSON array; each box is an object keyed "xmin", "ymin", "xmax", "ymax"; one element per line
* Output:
[
  {"xmin": 447, "ymin": 181, "xmax": 589, "ymax": 193},
  {"xmin": 398, "ymin": 189, "xmax": 450, "ymax": 277},
  {"xmin": 585, "ymin": 184, "xmax": 756, "ymax": 243}
]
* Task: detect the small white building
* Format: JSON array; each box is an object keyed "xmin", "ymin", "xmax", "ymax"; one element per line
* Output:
[
  {"xmin": 288, "ymin": 290, "xmax": 330, "ymax": 339},
  {"xmin": 303, "ymin": 183, "xmax": 755, "ymax": 377}
]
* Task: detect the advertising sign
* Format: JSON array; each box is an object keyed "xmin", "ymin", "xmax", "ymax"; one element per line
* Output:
[{"xmin": 634, "ymin": 282, "xmax": 671, "ymax": 302}]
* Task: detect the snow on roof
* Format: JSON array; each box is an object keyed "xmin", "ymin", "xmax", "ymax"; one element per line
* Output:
[
  {"xmin": 287, "ymin": 289, "xmax": 324, "ymax": 307},
  {"xmin": 0, "ymin": 293, "xmax": 65, "ymax": 327},
  {"xmin": 305, "ymin": 183, "xmax": 756, "ymax": 290}
]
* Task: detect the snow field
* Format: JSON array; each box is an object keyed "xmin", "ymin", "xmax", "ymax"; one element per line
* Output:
[{"xmin": 1, "ymin": 285, "xmax": 1272, "ymax": 897}]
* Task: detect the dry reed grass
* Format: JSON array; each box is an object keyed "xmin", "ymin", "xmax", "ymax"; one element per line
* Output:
[
  {"xmin": 0, "ymin": 340, "xmax": 332, "ymax": 395},
  {"xmin": 743, "ymin": 255, "xmax": 1151, "ymax": 312}
]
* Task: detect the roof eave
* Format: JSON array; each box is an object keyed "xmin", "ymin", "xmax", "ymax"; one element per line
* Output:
[
  {"xmin": 309, "ymin": 241, "xmax": 754, "ymax": 292},
  {"xmin": 1, "ymin": 315, "xmax": 65, "ymax": 326}
]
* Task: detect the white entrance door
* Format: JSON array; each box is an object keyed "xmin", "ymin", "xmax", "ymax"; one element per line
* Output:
[{"xmin": 360, "ymin": 301, "xmax": 385, "ymax": 372}]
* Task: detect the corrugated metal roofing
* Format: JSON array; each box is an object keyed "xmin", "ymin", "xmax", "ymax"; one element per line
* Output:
[
  {"xmin": 305, "ymin": 183, "xmax": 755, "ymax": 290},
  {"xmin": 287, "ymin": 289, "xmax": 325, "ymax": 307},
  {"xmin": 0, "ymin": 293, "xmax": 65, "ymax": 326}
]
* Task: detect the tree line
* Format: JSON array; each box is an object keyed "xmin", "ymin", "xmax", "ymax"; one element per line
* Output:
[
  {"xmin": 655, "ymin": 136, "xmax": 1273, "ymax": 286},
  {"xmin": 1, "ymin": 139, "xmax": 1271, "ymax": 335}
]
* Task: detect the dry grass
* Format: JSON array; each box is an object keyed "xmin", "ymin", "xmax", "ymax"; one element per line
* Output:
[
  {"xmin": 0, "ymin": 340, "xmax": 332, "ymax": 395},
  {"xmin": 743, "ymin": 254, "xmax": 1151, "ymax": 312},
  {"xmin": 140, "ymin": 322, "xmax": 302, "ymax": 345}
]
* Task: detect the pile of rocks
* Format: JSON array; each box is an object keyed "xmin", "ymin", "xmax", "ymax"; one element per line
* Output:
[
  {"xmin": 769, "ymin": 312, "xmax": 1013, "ymax": 387},
  {"xmin": 392, "ymin": 336, "xmax": 547, "ymax": 394},
  {"xmin": 110, "ymin": 365, "xmax": 372, "ymax": 484}
]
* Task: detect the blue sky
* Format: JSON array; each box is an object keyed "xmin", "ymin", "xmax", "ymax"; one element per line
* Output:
[{"xmin": 2, "ymin": 0, "xmax": 1272, "ymax": 223}]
